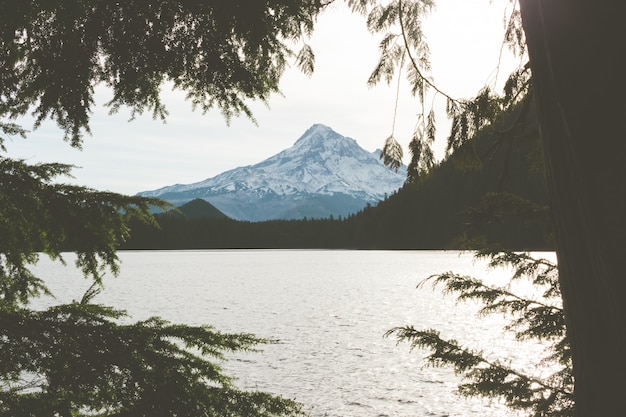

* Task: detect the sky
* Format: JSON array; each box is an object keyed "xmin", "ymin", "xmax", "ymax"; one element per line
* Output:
[{"xmin": 4, "ymin": 0, "xmax": 519, "ymax": 195}]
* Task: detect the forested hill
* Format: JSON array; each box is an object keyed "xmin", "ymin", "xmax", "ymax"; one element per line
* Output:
[
  {"xmin": 122, "ymin": 114, "xmax": 551, "ymax": 251},
  {"xmin": 162, "ymin": 198, "xmax": 229, "ymax": 220}
]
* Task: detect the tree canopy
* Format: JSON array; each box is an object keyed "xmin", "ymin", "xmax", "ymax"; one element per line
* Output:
[
  {"xmin": 0, "ymin": 1, "xmax": 328, "ymax": 415},
  {"xmin": 350, "ymin": 1, "xmax": 626, "ymax": 415},
  {"xmin": 0, "ymin": 0, "xmax": 325, "ymax": 147}
]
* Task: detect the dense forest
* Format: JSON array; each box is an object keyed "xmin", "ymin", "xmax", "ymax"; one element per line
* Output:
[{"xmin": 122, "ymin": 110, "xmax": 551, "ymax": 251}]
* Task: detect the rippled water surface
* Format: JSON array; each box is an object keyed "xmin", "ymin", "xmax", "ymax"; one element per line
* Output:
[{"xmin": 33, "ymin": 250, "xmax": 555, "ymax": 417}]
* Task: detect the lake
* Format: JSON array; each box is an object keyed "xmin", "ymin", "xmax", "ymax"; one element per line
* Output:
[{"xmin": 31, "ymin": 250, "xmax": 555, "ymax": 417}]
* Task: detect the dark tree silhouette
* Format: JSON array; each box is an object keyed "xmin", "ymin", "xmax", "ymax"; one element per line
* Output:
[
  {"xmin": 353, "ymin": 0, "xmax": 626, "ymax": 414},
  {"xmin": 0, "ymin": 1, "xmax": 325, "ymax": 415},
  {"xmin": 519, "ymin": 1, "xmax": 626, "ymax": 415}
]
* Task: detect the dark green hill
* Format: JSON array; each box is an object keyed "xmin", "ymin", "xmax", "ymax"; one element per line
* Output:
[
  {"xmin": 343, "ymin": 116, "xmax": 550, "ymax": 250},
  {"xmin": 163, "ymin": 198, "xmax": 229, "ymax": 220},
  {"xmin": 340, "ymin": 103, "xmax": 551, "ymax": 250}
]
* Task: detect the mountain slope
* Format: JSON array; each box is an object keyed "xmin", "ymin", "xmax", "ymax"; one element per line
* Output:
[{"xmin": 139, "ymin": 124, "xmax": 406, "ymax": 221}]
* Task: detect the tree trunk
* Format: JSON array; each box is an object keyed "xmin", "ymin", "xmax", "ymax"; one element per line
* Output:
[{"xmin": 519, "ymin": 1, "xmax": 626, "ymax": 415}]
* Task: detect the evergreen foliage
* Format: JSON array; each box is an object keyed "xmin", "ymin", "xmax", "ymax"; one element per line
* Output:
[
  {"xmin": 347, "ymin": 0, "xmax": 531, "ymax": 182},
  {"xmin": 0, "ymin": 0, "xmax": 326, "ymax": 146},
  {"xmin": 345, "ymin": 2, "xmax": 582, "ymax": 415},
  {"xmin": 1, "ymin": 302, "xmax": 302, "ymax": 417},
  {"xmin": 387, "ymin": 251, "xmax": 574, "ymax": 416},
  {"xmin": 1, "ymin": 1, "xmax": 327, "ymax": 415},
  {"xmin": 0, "ymin": 158, "xmax": 304, "ymax": 416}
]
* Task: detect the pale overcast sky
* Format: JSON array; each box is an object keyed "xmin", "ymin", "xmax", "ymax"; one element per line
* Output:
[{"xmin": 4, "ymin": 0, "xmax": 518, "ymax": 195}]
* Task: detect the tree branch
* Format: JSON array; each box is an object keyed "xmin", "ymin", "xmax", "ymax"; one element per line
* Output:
[{"xmin": 397, "ymin": 0, "xmax": 459, "ymax": 104}]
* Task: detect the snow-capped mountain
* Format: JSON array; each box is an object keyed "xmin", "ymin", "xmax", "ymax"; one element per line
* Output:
[{"xmin": 139, "ymin": 124, "xmax": 406, "ymax": 221}]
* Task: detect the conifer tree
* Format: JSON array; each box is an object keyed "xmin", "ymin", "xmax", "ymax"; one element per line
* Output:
[
  {"xmin": 0, "ymin": 1, "xmax": 325, "ymax": 415},
  {"xmin": 348, "ymin": 0, "xmax": 626, "ymax": 415},
  {"xmin": 387, "ymin": 251, "xmax": 573, "ymax": 416}
]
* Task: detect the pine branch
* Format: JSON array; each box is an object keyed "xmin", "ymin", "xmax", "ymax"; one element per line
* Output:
[
  {"xmin": 295, "ymin": 43, "xmax": 315, "ymax": 76},
  {"xmin": 0, "ymin": 304, "xmax": 304, "ymax": 417},
  {"xmin": 386, "ymin": 327, "xmax": 574, "ymax": 414},
  {"xmin": 380, "ymin": 134, "xmax": 404, "ymax": 172},
  {"xmin": 421, "ymin": 272, "xmax": 561, "ymax": 317},
  {"xmin": 397, "ymin": 0, "xmax": 458, "ymax": 104}
]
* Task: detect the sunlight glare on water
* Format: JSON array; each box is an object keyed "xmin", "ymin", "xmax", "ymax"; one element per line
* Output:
[{"xmin": 32, "ymin": 250, "xmax": 556, "ymax": 417}]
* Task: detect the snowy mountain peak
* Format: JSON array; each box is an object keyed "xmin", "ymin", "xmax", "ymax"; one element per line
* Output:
[
  {"xmin": 290, "ymin": 124, "xmax": 358, "ymax": 154},
  {"xmin": 139, "ymin": 124, "xmax": 406, "ymax": 221},
  {"xmin": 295, "ymin": 123, "xmax": 344, "ymax": 143}
]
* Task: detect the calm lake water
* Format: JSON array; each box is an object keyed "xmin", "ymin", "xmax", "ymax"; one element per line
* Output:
[{"xmin": 32, "ymin": 250, "xmax": 556, "ymax": 417}]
